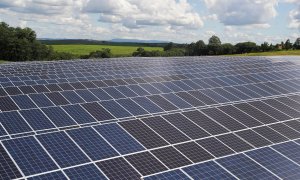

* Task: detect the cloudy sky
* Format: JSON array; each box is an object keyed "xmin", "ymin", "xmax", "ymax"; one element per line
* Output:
[{"xmin": 0, "ymin": 0, "xmax": 299, "ymax": 44}]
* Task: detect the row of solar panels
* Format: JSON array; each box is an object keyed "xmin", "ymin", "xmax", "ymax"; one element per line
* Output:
[
  {"xmin": 0, "ymin": 58, "xmax": 293, "ymax": 83},
  {"xmin": 1, "ymin": 78, "xmax": 300, "ymax": 138},
  {"xmin": 0, "ymin": 59, "xmax": 295, "ymax": 85},
  {"xmin": 1, "ymin": 117, "xmax": 299, "ymax": 179}
]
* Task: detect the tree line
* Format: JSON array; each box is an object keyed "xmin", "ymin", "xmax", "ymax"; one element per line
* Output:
[
  {"xmin": 1, "ymin": 22, "xmax": 300, "ymax": 61},
  {"xmin": 133, "ymin": 35, "xmax": 300, "ymax": 57}
]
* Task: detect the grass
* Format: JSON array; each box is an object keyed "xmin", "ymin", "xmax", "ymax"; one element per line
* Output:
[
  {"xmin": 0, "ymin": 60, "xmax": 7, "ymax": 64},
  {"xmin": 52, "ymin": 45, "xmax": 163, "ymax": 56},
  {"xmin": 229, "ymin": 50, "xmax": 300, "ymax": 56}
]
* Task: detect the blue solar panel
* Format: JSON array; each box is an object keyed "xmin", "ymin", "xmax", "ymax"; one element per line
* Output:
[
  {"xmin": 127, "ymin": 84, "xmax": 150, "ymax": 96},
  {"xmin": 3, "ymin": 136, "xmax": 58, "ymax": 176},
  {"xmin": 183, "ymin": 161, "xmax": 236, "ymax": 180},
  {"xmin": 115, "ymin": 86, "xmax": 138, "ymax": 97},
  {"xmin": 139, "ymin": 84, "xmax": 161, "ymax": 94},
  {"xmin": 67, "ymin": 127, "xmax": 118, "ymax": 160},
  {"xmin": 89, "ymin": 88, "xmax": 113, "ymax": 100},
  {"xmin": 162, "ymin": 81, "xmax": 183, "ymax": 92},
  {"xmin": 94, "ymin": 123, "xmax": 144, "ymax": 154},
  {"xmin": 217, "ymin": 154, "xmax": 278, "ymax": 180},
  {"xmin": 151, "ymin": 83, "xmax": 172, "ymax": 93},
  {"xmin": 103, "ymin": 87, "xmax": 126, "ymax": 99},
  {"xmin": 42, "ymin": 107, "xmax": 77, "ymax": 127},
  {"xmin": 75, "ymin": 89, "xmax": 99, "ymax": 102},
  {"xmin": 64, "ymin": 164, "xmax": 107, "ymax": 180},
  {"xmin": 246, "ymin": 147, "xmax": 300, "ymax": 179},
  {"xmin": 60, "ymin": 91, "xmax": 85, "ymax": 104},
  {"xmin": 28, "ymin": 171, "xmax": 67, "ymax": 180},
  {"xmin": 20, "ymin": 109, "xmax": 56, "ymax": 130},
  {"xmin": 117, "ymin": 98, "xmax": 148, "ymax": 116},
  {"xmin": 132, "ymin": 96, "xmax": 164, "ymax": 113},
  {"xmin": 161, "ymin": 93, "xmax": 192, "ymax": 109},
  {"xmin": 272, "ymin": 142, "xmax": 300, "ymax": 164},
  {"xmin": 144, "ymin": 169, "xmax": 189, "ymax": 180},
  {"xmin": 63, "ymin": 104, "xmax": 97, "ymax": 124},
  {"xmin": 11, "ymin": 95, "xmax": 37, "ymax": 109},
  {"xmin": 37, "ymin": 132, "xmax": 90, "ymax": 168},
  {"xmin": 100, "ymin": 100, "xmax": 132, "ymax": 118},
  {"xmin": 29, "ymin": 94, "xmax": 54, "ymax": 107},
  {"xmin": 0, "ymin": 111, "xmax": 32, "ymax": 134}
]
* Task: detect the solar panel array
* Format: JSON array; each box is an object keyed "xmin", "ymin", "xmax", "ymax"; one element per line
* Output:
[{"xmin": 0, "ymin": 56, "xmax": 300, "ymax": 179}]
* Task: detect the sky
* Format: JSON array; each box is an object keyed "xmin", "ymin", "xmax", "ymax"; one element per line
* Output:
[{"xmin": 0, "ymin": 0, "xmax": 299, "ymax": 44}]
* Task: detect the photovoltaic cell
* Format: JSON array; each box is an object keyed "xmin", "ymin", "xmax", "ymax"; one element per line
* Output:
[
  {"xmin": 0, "ymin": 96, "xmax": 19, "ymax": 111},
  {"xmin": 119, "ymin": 120, "xmax": 168, "ymax": 149},
  {"xmin": 62, "ymin": 104, "xmax": 97, "ymax": 124},
  {"xmin": 97, "ymin": 157, "xmax": 141, "ymax": 180},
  {"xmin": 94, "ymin": 123, "xmax": 144, "ymax": 154},
  {"xmin": 0, "ymin": 111, "xmax": 32, "ymax": 134},
  {"xmin": 29, "ymin": 94, "xmax": 54, "ymax": 107},
  {"xmin": 64, "ymin": 164, "xmax": 107, "ymax": 180},
  {"xmin": 82, "ymin": 102, "xmax": 115, "ymax": 121},
  {"xmin": 45, "ymin": 92, "xmax": 69, "ymax": 105},
  {"xmin": 175, "ymin": 142, "xmax": 214, "ymax": 163},
  {"xmin": 217, "ymin": 133, "xmax": 253, "ymax": 153},
  {"xmin": 75, "ymin": 89, "xmax": 99, "ymax": 102},
  {"xmin": 142, "ymin": 116, "xmax": 190, "ymax": 144},
  {"xmin": 20, "ymin": 109, "xmax": 56, "ymax": 130},
  {"xmin": 196, "ymin": 137, "xmax": 235, "ymax": 157},
  {"xmin": 147, "ymin": 95, "xmax": 178, "ymax": 111},
  {"xmin": 67, "ymin": 127, "xmax": 118, "ymax": 161},
  {"xmin": 183, "ymin": 110, "xmax": 228, "ymax": 135},
  {"xmin": 236, "ymin": 129, "xmax": 272, "ymax": 148},
  {"xmin": 37, "ymin": 132, "xmax": 90, "ymax": 168},
  {"xmin": 268, "ymin": 123, "xmax": 300, "ymax": 139},
  {"xmin": 0, "ymin": 144, "xmax": 22, "ymax": 179},
  {"xmin": 253, "ymin": 126, "xmax": 289, "ymax": 143},
  {"xmin": 117, "ymin": 98, "xmax": 148, "ymax": 116},
  {"xmin": 246, "ymin": 147, "xmax": 300, "ymax": 179},
  {"xmin": 3, "ymin": 136, "xmax": 58, "ymax": 176},
  {"xmin": 183, "ymin": 161, "xmax": 236, "ymax": 180},
  {"xmin": 161, "ymin": 93, "xmax": 192, "ymax": 109},
  {"xmin": 42, "ymin": 107, "xmax": 77, "ymax": 127},
  {"xmin": 61, "ymin": 91, "xmax": 85, "ymax": 104},
  {"xmin": 201, "ymin": 108, "xmax": 246, "ymax": 131},
  {"xmin": 125, "ymin": 151, "xmax": 168, "ymax": 176},
  {"xmin": 272, "ymin": 141, "xmax": 300, "ymax": 164},
  {"xmin": 217, "ymin": 154, "xmax": 278, "ymax": 180},
  {"xmin": 100, "ymin": 100, "xmax": 132, "ymax": 118},
  {"xmin": 151, "ymin": 146, "xmax": 192, "ymax": 169}
]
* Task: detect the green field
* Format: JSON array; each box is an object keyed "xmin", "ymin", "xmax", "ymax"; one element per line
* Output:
[
  {"xmin": 230, "ymin": 50, "xmax": 300, "ymax": 56},
  {"xmin": 52, "ymin": 45, "xmax": 163, "ymax": 56},
  {"xmin": 0, "ymin": 60, "xmax": 7, "ymax": 64}
]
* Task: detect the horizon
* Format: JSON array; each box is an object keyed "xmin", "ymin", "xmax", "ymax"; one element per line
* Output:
[{"xmin": 0, "ymin": 0, "xmax": 299, "ymax": 44}]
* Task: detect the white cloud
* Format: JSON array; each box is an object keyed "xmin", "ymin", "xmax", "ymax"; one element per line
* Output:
[
  {"xmin": 204, "ymin": 0, "xmax": 278, "ymax": 26},
  {"xmin": 286, "ymin": 1, "xmax": 300, "ymax": 30},
  {"xmin": 83, "ymin": 0, "xmax": 204, "ymax": 29}
]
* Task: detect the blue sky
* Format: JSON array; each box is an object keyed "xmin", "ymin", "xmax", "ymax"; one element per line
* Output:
[{"xmin": 0, "ymin": 0, "xmax": 299, "ymax": 44}]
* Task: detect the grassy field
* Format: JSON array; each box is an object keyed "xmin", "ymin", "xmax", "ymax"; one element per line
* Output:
[
  {"xmin": 230, "ymin": 50, "xmax": 300, "ymax": 56},
  {"xmin": 52, "ymin": 45, "xmax": 163, "ymax": 56},
  {"xmin": 0, "ymin": 60, "xmax": 7, "ymax": 64}
]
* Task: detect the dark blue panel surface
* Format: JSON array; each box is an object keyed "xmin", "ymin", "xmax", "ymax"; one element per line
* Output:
[
  {"xmin": 42, "ymin": 107, "xmax": 77, "ymax": 127},
  {"xmin": 100, "ymin": 100, "xmax": 132, "ymax": 118},
  {"xmin": 12, "ymin": 95, "xmax": 37, "ymax": 109},
  {"xmin": 246, "ymin": 147, "xmax": 300, "ymax": 179},
  {"xmin": 217, "ymin": 154, "xmax": 278, "ymax": 180},
  {"xmin": 28, "ymin": 171, "xmax": 67, "ymax": 180},
  {"xmin": 3, "ymin": 136, "xmax": 58, "ymax": 176},
  {"xmin": 67, "ymin": 127, "xmax": 118, "ymax": 160},
  {"xmin": 63, "ymin": 104, "xmax": 97, "ymax": 124},
  {"xmin": 64, "ymin": 164, "xmax": 107, "ymax": 180},
  {"xmin": 0, "ymin": 111, "xmax": 32, "ymax": 134},
  {"xmin": 117, "ymin": 98, "xmax": 148, "ymax": 116},
  {"xmin": 37, "ymin": 132, "xmax": 90, "ymax": 168},
  {"xmin": 61, "ymin": 91, "xmax": 85, "ymax": 104},
  {"xmin": 145, "ymin": 169, "xmax": 189, "ymax": 180},
  {"xmin": 95, "ymin": 123, "xmax": 144, "ymax": 154},
  {"xmin": 183, "ymin": 161, "xmax": 236, "ymax": 180},
  {"xmin": 29, "ymin": 94, "xmax": 54, "ymax": 107},
  {"xmin": 20, "ymin": 109, "xmax": 56, "ymax": 131}
]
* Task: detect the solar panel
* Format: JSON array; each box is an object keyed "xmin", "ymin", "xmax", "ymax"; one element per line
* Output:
[{"xmin": 1, "ymin": 56, "xmax": 300, "ymax": 179}]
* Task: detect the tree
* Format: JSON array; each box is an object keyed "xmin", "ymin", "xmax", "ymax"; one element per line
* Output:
[
  {"xmin": 260, "ymin": 42, "xmax": 270, "ymax": 52},
  {"xmin": 235, "ymin": 42, "xmax": 257, "ymax": 54},
  {"xmin": 208, "ymin": 35, "xmax": 222, "ymax": 55},
  {"xmin": 0, "ymin": 22, "xmax": 55, "ymax": 61},
  {"xmin": 284, "ymin": 39, "xmax": 293, "ymax": 50},
  {"xmin": 222, "ymin": 43, "xmax": 235, "ymax": 54},
  {"xmin": 293, "ymin": 38, "xmax": 300, "ymax": 49},
  {"xmin": 194, "ymin": 40, "xmax": 207, "ymax": 55},
  {"xmin": 164, "ymin": 42, "xmax": 174, "ymax": 51}
]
